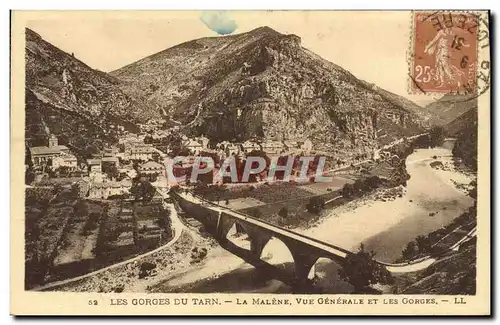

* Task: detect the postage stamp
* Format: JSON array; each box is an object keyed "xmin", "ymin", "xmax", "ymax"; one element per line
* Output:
[{"xmin": 410, "ymin": 11, "xmax": 479, "ymax": 94}]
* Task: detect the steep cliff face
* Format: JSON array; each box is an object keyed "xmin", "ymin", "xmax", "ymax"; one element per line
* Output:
[
  {"xmin": 422, "ymin": 94, "xmax": 477, "ymax": 126},
  {"xmin": 26, "ymin": 28, "xmax": 159, "ymax": 123},
  {"xmin": 446, "ymin": 107, "xmax": 478, "ymax": 170},
  {"xmin": 446, "ymin": 107, "xmax": 478, "ymax": 137},
  {"xmin": 25, "ymin": 28, "xmax": 157, "ymax": 156},
  {"xmin": 112, "ymin": 27, "xmax": 423, "ymax": 156}
]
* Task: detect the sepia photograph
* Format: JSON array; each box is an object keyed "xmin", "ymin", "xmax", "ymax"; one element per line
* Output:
[{"xmin": 10, "ymin": 10, "xmax": 491, "ymax": 315}]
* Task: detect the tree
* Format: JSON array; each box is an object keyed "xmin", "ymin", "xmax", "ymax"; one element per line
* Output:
[
  {"xmin": 73, "ymin": 199, "xmax": 88, "ymax": 220},
  {"xmin": 429, "ymin": 126, "xmax": 445, "ymax": 147},
  {"xmin": 338, "ymin": 244, "xmax": 393, "ymax": 293},
  {"xmin": 152, "ymin": 151, "xmax": 161, "ymax": 163},
  {"xmin": 130, "ymin": 179, "xmax": 156, "ymax": 202},
  {"xmin": 352, "ymin": 179, "xmax": 365, "ymax": 195},
  {"xmin": 84, "ymin": 145, "xmax": 100, "ymax": 158},
  {"xmin": 365, "ymin": 176, "xmax": 381, "ymax": 189},
  {"xmin": 402, "ymin": 241, "xmax": 419, "ymax": 260},
  {"xmin": 278, "ymin": 207, "xmax": 288, "ymax": 218},
  {"xmin": 306, "ymin": 196, "xmax": 325, "ymax": 214},
  {"xmin": 248, "ymin": 208, "xmax": 262, "ymax": 219},
  {"xmin": 192, "ymin": 181, "xmax": 209, "ymax": 196},
  {"xmin": 103, "ymin": 164, "xmax": 119, "ymax": 180},
  {"xmin": 468, "ymin": 186, "xmax": 477, "ymax": 199},
  {"xmin": 52, "ymin": 183, "xmax": 64, "ymax": 195},
  {"xmin": 25, "ymin": 167, "xmax": 35, "ymax": 185},
  {"xmin": 415, "ymin": 235, "xmax": 432, "ymax": 255},
  {"xmin": 208, "ymin": 184, "xmax": 227, "ymax": 204},
  {"xmin": 139, "ymin": 262, "xmax": 157, "ymax": 279},
  {"xmin": 452, "ymin": 125, "xmax": 478, "ymax": 170},
  {"xmin": 342, "ymin": 183, "xmax": 355, "ymax": 198}
]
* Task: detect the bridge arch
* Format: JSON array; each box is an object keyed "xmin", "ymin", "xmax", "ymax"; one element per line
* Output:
[
  {"xmin": 308, "ymin": 257, "xmax": 344, "ymax": 288},
  {"xmin": 225, "ymin": 221, "xmax": 252, "ymax": 251},
  {"xmin": 260, "ymin": 236, "xmax": 296, "ymax": 272}
]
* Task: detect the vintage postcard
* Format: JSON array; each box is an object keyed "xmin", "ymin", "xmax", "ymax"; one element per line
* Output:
[{"xmin": 10, "ymin": 10, "xmax": 491, "ymax": 316}]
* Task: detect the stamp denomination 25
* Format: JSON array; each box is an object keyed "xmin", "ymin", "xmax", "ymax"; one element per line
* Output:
[{"xmin": 411, "ymin": 11, "xmax": 480, "ymax": 94}]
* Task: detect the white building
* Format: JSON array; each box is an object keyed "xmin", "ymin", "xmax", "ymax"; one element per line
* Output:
[
  {"xmin": 87, "ymin": 159, "xmax": 102, "ymax": 173},
  {"xmin": 261, "ymin": 140, "xmax": 284, "ymax": 155},
  {"xmin": 139, "ymin": 161, "xmax": 165, "ymax": 176},
  {"xmin": 52, "ymin": 153, "xmax": 78, "ymax": 169},
  {"xmin": 220, "ymin": 141, "xmax": 240, "ymax": 156},
  {"xmin": 124, "ymin": 145, "xmax": 156, "ymax": 161},
  {"xmin": 29, "ymin": 135, "xmax": 76, "ymax": 168},
  {"xmin": 182, "ymin": 136, "xmax": 209, "ymax": 155},
  {"xmin": 118, "ymin": 164, "xmax": 138, "ymax": 179},
  {"xmin": 241, "ymin": 140, "xmax": 260, "ymax": 153},
  {"xmin": 88, "ymin": 179, "xmax": 132, "ymax": 199},
  {"xmin": 101, "ymin": 156, "xmax": 120, "ymax": 167},
  {"xmin": 301, "ymin": 139, "xmax": 313, "ymax": 153}
]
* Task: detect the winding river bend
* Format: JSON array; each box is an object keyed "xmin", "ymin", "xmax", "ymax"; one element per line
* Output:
[{"xmin": 152, "ymin": 141, "xmax": 475, "ymax": 293}]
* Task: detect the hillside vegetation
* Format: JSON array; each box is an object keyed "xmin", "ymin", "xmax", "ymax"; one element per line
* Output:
[
  {"xmin": 25, "ymin": 28, "xmax": 157, "ymax": 156},
  {"xmin": 111, "ymin": 27, "xmax": 424, "ymax": 156}
]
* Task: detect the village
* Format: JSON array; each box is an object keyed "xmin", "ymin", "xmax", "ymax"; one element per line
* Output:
[
  {"xmin": 24, "ymin": 119, "xmax": 418, "ymax": 287},
  {"xmin": 26, "ymin": 121, "xmax": 316, "ymax": 198},
  {"xmin": 26, "ymin": 120, "xmax": 413, "ymax": 202}
]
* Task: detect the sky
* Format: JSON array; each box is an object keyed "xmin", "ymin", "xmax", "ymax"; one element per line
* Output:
[{"xmin": 26, "ymin": 11, "xmax": 442, "ymax": 106}]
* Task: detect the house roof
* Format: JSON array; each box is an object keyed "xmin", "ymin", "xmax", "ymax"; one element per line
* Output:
[
  {"xmin": 60, "ymin": 154, "xmax": 77, "ymax": 161},
  {"xmin": 87, "ymin": 159, "xmax": 101, "ymax": 165},
  {"xmin": 102, "ymin": 156, "xmax": 119, "ymax": 162},
  {"xmin": 119, "ymin": 163, "xmax": 135, "ymax": 171},
  {"xmin": 30, "ymin": 146, "xmax": 61, "ymax": 156},
  {"xmin": 128, "ymin": 146, "xmax": 156, "ymax": 154},
  {"xmin": 53, "ymin": 145, "xmax": 69, "ymax": 151},
  {"xmin": 183, "ymin": 139, "xmax": 202, "ymax": 147},
  {"xmin": 92, "ymin": 179, "xmax": 132, "ymax": 189},
  {"xmin": 140, "ymin": 161, "xmax": 164, "ymax": 170},
  {"xmin": 262, "ymin": 141, "xmax": 283, "ymax": 148}
]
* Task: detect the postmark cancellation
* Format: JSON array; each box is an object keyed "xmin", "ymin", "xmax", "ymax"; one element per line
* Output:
[{"xmin": 410, "ymin": 11, "xmax": 484, "ymax": 95}]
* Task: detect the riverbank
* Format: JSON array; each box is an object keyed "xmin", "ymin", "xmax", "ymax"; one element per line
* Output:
[
  {"xmin": 148, "ymin": 145, "xmax": 475, "ymax": 293},
  {"xmin": 302, "ymin": 147, "xmax": 474, "ymax": 263},
  {"xmin": 49, "ymin": 144, "xmax": 474, "ymax": 293}
]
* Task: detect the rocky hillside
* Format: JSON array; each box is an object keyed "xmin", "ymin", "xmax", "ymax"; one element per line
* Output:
[
  {"xmin": 361, "ymin": 80, "xmax": 433, "ymax": 127},
  {"xmin": 25, "ymin": 28, "xmax": 159, "ymax": 156},
  {"xmin": 422, "ymin": 94, "xmax": 478, "ymax": 126},
  {"xmin": 111, "ymin": 27, "xmax": 424, "ymax": 156},
  {"xmin": 399, "ymin": 239, "xmax": 476, "ymax": 295},
  {"xmin": 446, "ymin": 106, "xmax": 478, "ymax": 170},
  {"xmin": 445, "ymin": 107, "xmax": 478, "ymax": 137}
]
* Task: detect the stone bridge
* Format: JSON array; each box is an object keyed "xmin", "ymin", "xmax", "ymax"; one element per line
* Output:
[
  {"xmin": 172, "ymin": 189, "xmax": 452, "ymax": 289},
  {"xmin": 172, "ymin": 191, "xmax": 352, "ymax": 289}
]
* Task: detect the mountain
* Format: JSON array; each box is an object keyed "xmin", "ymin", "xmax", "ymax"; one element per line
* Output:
[
  {"xmin": 445, "ymin": 106, "xmax": 478, "ymax": 137},
  {"xmin": 445, "ymin": 106, "xmax": 478, "ymax": 170},
  {"xmin": 357, "ymin": 81, "xmax": 432, "ymax": 127},
  {"xmin": 111, "ymin": 26, "xmax": 424, "ymax": 157},
  {"xmin": 25, "ymin": 28, "xmax": 160, "ymax": 157},
  {"xmin": 422, "ymin": 94, "xmax": 478, "ymax": 126}
]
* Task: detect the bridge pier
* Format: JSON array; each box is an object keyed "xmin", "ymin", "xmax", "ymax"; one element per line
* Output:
[
  {"xmin": 173, "ymin": 192, "xmax": 355, "ymax": 290},
  {"xmin": 216, "ymin": 214, "xmax": 272, "ymax": 257},
  {"xmin": 216, "ymin": 212, "xmax": 234, "ymax": 239},
  {"xmin": 249, "ymin": 233, "xmax": 272, "ymax": 256},
  {"xmin": 294, "ymin": 256, "xmax": 318, "ymax": 281},
  {"xmin": 288, "ymin": 244, "xmax": 319, "ymax": 290}
]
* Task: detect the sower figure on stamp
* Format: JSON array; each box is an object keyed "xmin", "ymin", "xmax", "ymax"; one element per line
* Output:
[{"xmin": 424, "ymin": 26, "xmax": 469, "ymax": 89}]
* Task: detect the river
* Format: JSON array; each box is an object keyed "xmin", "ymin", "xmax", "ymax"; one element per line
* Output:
[{"xmin": 151, "ymin": 142, "xmax": 475, "ymax": 293}]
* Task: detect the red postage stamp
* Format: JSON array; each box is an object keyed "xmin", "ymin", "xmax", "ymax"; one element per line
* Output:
[{"xmin": 411, "ymin": 11, "xmax": 479, "ymax": 94}]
